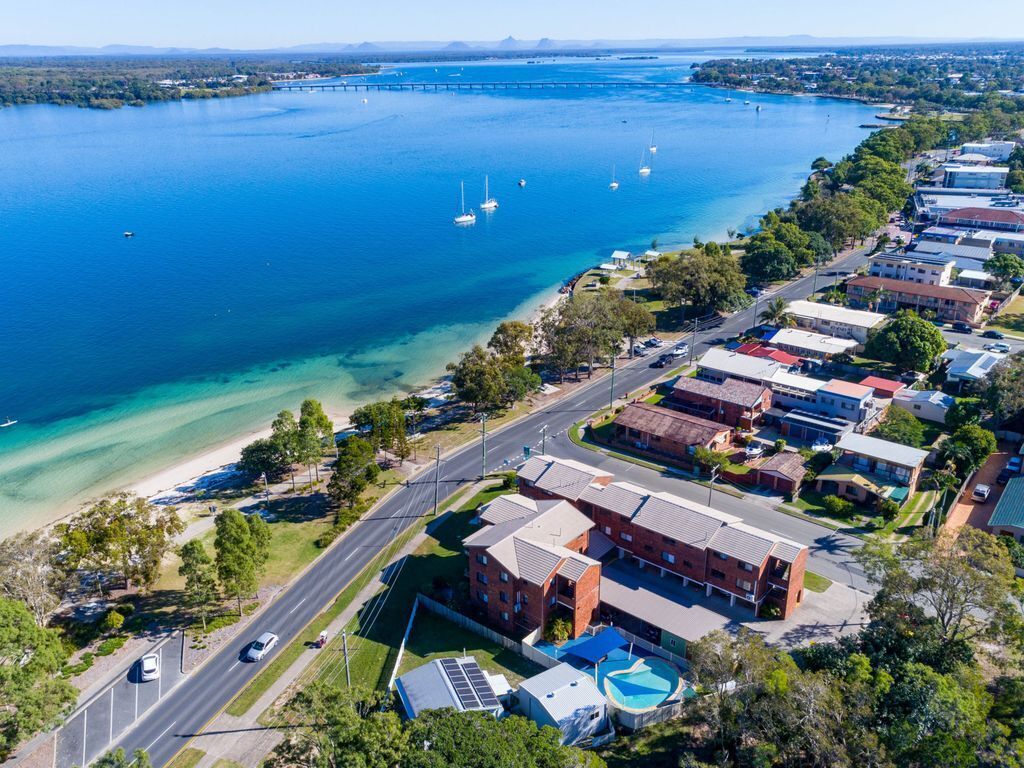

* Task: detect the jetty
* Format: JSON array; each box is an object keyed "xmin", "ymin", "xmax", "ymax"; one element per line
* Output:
[{"xmin": 272, "ymin": 80, "xmax": 689, "ymax": 93}]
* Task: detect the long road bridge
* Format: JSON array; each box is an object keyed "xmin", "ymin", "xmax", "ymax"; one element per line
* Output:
[{"xmin": 272, "ymin": 80, "xmax": 690, "ymax": 92}]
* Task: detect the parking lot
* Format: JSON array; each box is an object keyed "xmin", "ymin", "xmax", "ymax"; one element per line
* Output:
[{"xmin": 56, "ymin": 632, "xmax": 184, "ymax": 768}]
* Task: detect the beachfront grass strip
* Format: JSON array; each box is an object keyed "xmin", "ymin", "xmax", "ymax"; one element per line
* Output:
[
  {"xmin": 803, "ymin": 571, "xmax": 833, "ymax": 593},
  {"xmin": 339, "ymin": 490, "xmax": 511, "ymax": 691},
  {"xmin": 166, "ymin": 748, "xmax": 205, "ymax": 768},
  {"xmin": 397, "ymin": 610, "xmax": 542, "ymax": 686}
]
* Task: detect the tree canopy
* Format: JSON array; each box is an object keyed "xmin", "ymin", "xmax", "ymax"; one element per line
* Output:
[{"xmin": 864, "ymin": 311, "xmax": 946, "ymax": 372}]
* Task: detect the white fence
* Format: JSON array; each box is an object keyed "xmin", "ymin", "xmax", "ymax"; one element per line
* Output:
[{"xmin": 415, "ymin": 594, "xmax": 521, "ymax": 650}]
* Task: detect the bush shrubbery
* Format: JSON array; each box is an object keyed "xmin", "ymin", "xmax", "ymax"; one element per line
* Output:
[{"xmin": 822, "ymin": 494, "xmax": 856, "ymax": 518}]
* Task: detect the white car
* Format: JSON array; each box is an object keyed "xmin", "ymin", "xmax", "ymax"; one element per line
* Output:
[
  {"xmin": 246, "ymin": 631, "xmax": 278, "ymax": 662},
  {"xmin": 984, "ymin": 342, "xmax": 1011, "ymax": 354},
  {"xmin": 971, "ymin": 484, "xmax": 992, "ymax": 503},
  {"xmin": 744, "ymin": 444, "xmax": 765, "ymax": 459},
  {"xmin": 139, "ymin": 653, "xmax": 160, "ymax": 682}
]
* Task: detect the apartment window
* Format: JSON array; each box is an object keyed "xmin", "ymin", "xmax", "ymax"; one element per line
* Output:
[
  {"xmin": 500, "ymin": 571, "xmax": 509, "ymax": 583},
  {"xmin": 549, "ymin": 596, "xmax": 556, "ymax": 606},
  {"xmin": 476, "ymin": 572, "xmax": 488, "ymax": 585},
  {"xmin": 589, "ymin": 711, "xmax": 601, "ymax": 721},
  {"xmin": 662, "ymin": 552, "xmax": 676, "ymax": 564},
  {"xmin": 501, "ymin": 611, "xmax": 510, "ymax": 621},
  {"xmin": 603, "ymin": 525, "xmax": 612, "ymax": 536},
  {"xmin": 477, "ymin": 590, "xmax": 488, "ymax": 603},
  {"xmin": 476, "ymin": 554, "xmax": 488, "ymax": 566},
  {"xmin": 620, "ymin": 532, "xmax": 633, "ymax": 542},
  {"xmin": 499, "ymin": 590, "xmax": 508, "ymax": 603},
  {"xmin": 913, "ymin": 405, "xmax": 921, "ymax": 411},
  {"xmin": 644, "ymin": 544, "xmax": 654, "ymax": 553},
  {"xmin": 741, "ymin": 562, "xmax": 754, "ymax": 572},
  {"xmin": 715, "ymin": 552, "xmax": 728, "ymax": 561},
  {"xmin": 711, "ymin": 568, "xmax": 726, "ymax": 580},
  {"xmin": 736, "ymin": 579, "xmax": 753, "ymax": 592},
  {"xmin": 522, "ymin": 593, "xmax": 529, "ymax": 604}
]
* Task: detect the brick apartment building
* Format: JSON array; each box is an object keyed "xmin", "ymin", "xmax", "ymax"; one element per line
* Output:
[
  {"xmin": 668, "ymin": 376, "xmax": 772, "ymax": 430},
  {"xmin": 507, "ymin": 456, "xmax": 809, "ymax": 624},
  {"xmin": 463, "ymin": 494, "xmax": 605, "ymax": 639},
  {"xmin": 610, "ymin": 402, "xmax": 732, "ymax": 467},
  {"xmin": 846, "ymin": 275, "xmax": 991, "ymax": 326}
]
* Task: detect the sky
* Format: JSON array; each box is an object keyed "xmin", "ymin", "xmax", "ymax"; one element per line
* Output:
[{"xmin": 6, "ymin": 0, "xmax": 1024, "ymax": 49}]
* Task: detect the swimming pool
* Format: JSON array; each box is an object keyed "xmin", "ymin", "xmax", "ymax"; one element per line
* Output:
[{"xmin": 602, "ymin": 656, "xmax": 682, "ymax": 712}]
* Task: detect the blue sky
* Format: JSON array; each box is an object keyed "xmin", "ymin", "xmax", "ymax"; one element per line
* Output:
[{"xmin": 7, "ymin": 0, "xmax": 1024, "ymax": 48}]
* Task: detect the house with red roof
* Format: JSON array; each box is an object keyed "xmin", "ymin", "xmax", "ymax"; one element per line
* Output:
[
  {"xmin": 858, "ymin": 376, "xmax": 906, "ymax": 399},
  {"xmin": 939, "ymin": 207, "xmax": 1024, "ymax": 233},
  {"xmin": 733, "ymin": 343, "xmax": 802, "ymax": 366},
  {"xmin": 846, "ymin": 275, "xmax": 991, "ymax": 326}
]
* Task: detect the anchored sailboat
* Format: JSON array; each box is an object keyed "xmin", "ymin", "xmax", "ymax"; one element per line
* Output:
[
  {"xmin": 609, "ymin": 164, "xmax": 619, "ymax": 190},
  {"xmin": 453, "ymin": 182, "xmax": 476, "ymax": 225},
  {"xmin": 648, "ymin": 131, "xmax": 657, "ymax": 154},
  {"xmin": 638, "ymin": 148, "xmax": 651, "ymax": 176},
  {"xmin": 480, "ymin": 175, "xmax": 498, "ymax": 211}
]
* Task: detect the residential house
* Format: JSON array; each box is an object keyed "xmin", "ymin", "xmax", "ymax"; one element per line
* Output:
[
  {"xmin": 463, "ymin": 494, "xmax": 602, "ymax": 639},
  {"xmin": 893, "ymin": 389, "xmax": 956, "ymax": 424},
  {"xmin": 766, "ymin": 328, "xmax": 860, "ymax": 359},
  {"xmin": 919, "ymin": 225, "xmax": 966, "ymax": 245},
  {"xmin": 941, "ymin": 163, "xmax": 1009, "ymax": 189},
  {"xmin": 515, "ymin": 664, "xmax": 611, "ymax": 746},
  {"xmin": 846, "ymin": 275, "xmax": 991, "ymax": 325},
  {"xmin": 911, "ymin": 239, "xmax": 994, "ymax": 262},
  {"xmin": 960, "ymin": 141, "xmax": 1017, "ymax": 162},
  {"xmin": 988, "ymin": 476, "xmax": 1024, "ymax": 543},
  {"xmin": 755, "ymin": 451, "xmax": 808, "ymax": 496},
  {"xmin": 940, "ymin": 207, "xmax": 1024, "ymax": 233},
  {"xmin": 814, "ymin": 379, "xmax": 874, "ymax": 422},
  {"xmin": 858, "ymin": 376, "xmax": 906, "ymax": 399},
  {"xmin": 573, "ymin": 480, "xmax": 808, "ymax": 619},
  {"xmin": 815, "ymin": 433, "xmax": 928, "ymax": 506},
  {"xmin": 668, "ymin": 376, "xmax": 772, "ymax": 430},
  {"xmin": 696, "ymin": 347, "xmax": 785, "ymax": 385},
  {"xmin": 732, "ymin": 342, "xmax": 802, "ymax": 366},
  {"xmin": 941, "ymin": 347, "xmax": 1006, "ymax": 391},
  {"xmin": 610, "ymin": 403, "xmax": 732, "ymax": 466},
  {"xmin": 395, "ymin": 656, "xmax": 505, "ymax": 720},
  {"xmin": 868, "ymin": 252, "xmax": 954, "ymax": 286},
  {"xmin": 785, "ymin": 300, "xmax": 886, "ymax": 344},
  {"xmin": 766, "ymin": 369, "xmax": 828, "ymax": 411},
  {"xmin": 778, "ymin": 409, "xmax": 855, "ymax": 445},
  {"xmin": 955, "ymin": 269, "xmax": 996, "ymax": 290}
]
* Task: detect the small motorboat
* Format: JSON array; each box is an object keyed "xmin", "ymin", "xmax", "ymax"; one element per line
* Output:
[
  {"xmin": 123, "ymin": 231, "xmax": 134, "ymax": 238},
  {"xmin": 518, "ymin": 179, "xmax": 526, "ymax": 188},
  {"xmin": 609, "ymin": 164, "xmax": 619, "ymax": 190}
]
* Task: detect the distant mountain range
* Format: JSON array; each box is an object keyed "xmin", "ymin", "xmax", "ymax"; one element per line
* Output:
[{"xmin": 1, "ymin": 35, "xmax": 1021, "ymax": 58}]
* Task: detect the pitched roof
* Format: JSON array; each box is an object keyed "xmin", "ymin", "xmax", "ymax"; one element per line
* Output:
[
  {"xmin": 893, "ymin": 389, "xmax": 955, "ymax": 408},
  {"xmin": 579, "ymin": 481, "xmax": 649, "ymax": 517},
  {"xmin": 671, "ymin": 376, "xmax": 770, "ymax": 408},
  {"xmin": 733, "ymin": 342, "xmax": 803, "ymax": 366},
  {"xmin": 478, "ymin": 494, "xmax": 539, "ymax": 525},
  {"xmin": 697, "ymin": 347, "xmax": 785, "ymax": 380},
  {"xmin": 837, "ymin": 432, "xmax": 929, "ymax": 468},
  {"xmin": 767, "ymin": 370, "xmax": 828, "ymax": 394},
  {"xmin": 942, "ymin": 347, "xmax": 1005, "ymax": 380},
  {"xmin": 942, "ymin": 207, "xmax": 1024, "ymax": 226},
  {"xmin": 518, "ymin": 455, "xmax": 612, "ymax": 501},
  {"xmin": 518, "ymin": 663, "xmax": 606, "ymax": 722},
  {"xmin": 757, "ymin": 451, "xmax": 808, "ymax": 482},
  {"xmin": 785, "ymin": 300, "xmax": 886, "ymax": 328},
  {"xmin": 848, "ymin": 275, "xmax": 990, "ymax": 306},
  {"xmin": 989, "ymin": 475, "xmax": 1024, "ymax": 529},
  {"xmin": 707, "ymin": 522, "xmax": 777, "ymax": 567},
  {"xmin": 768, "ymin": 328, "xmax": 859, "ymax": 356},
  {"xmin": 613, "ymin": 403, "xmax": 728, "ymax": 446},
  {"xmin": 821, "ymin": 379, "xmax": 873, "ymax": 400},
  {"xmin": 633, "ymin": 491, "xmax": 740, "ymax": 548}
]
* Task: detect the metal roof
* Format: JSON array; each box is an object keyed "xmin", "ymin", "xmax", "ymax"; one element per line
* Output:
[
  {"xmin": 671, "ymin": 375, "xmax": 770, "ymax": 407},
  {"xmin": 989, "ymin": 476, "xmax": 1024, "ymax": 530},
  {"xmin": 768, "ymin": 328, "xmax": 859, "ymax": 355},
  {"xmin": 518, "ymin": 663, "xmax": 606, "ymax": 724},
  {"xmin": 634, "ymin": 492, "xmax": 739, "ymax": 548},
  {"xmin": 395, "ymin": 656, "xmax": 502, "ymax": 719},
  {"xmin": 836, "ymin": 433, "xmax": 929, "ymax": 469},
  {"xmin": 698, "ymin": 347, "xmax": 785, "ymax": 381},
  {"xmin": 519, "ymin": 455, "xmax": 612, "ymax": 501},
  {"xmin": 785, "ymin": 300, "xmax": 886, "ymax": 328}
]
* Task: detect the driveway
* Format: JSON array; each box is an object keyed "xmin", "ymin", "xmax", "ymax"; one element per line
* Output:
[{"xmin": 944, "ymin": 449, "xmax": 1011, "ymax": 533}]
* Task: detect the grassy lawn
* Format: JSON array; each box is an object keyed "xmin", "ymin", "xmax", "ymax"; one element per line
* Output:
[
  {"xmin": 919, "ymin": 420, "xmax": 946, "ymax": 448},
  {"xmin": 985, "ymin": 295, "xmax": 1024, "ymax": 335},
  {"xmin": 166, "ymin": 748, "xmax": 205, "ymax": 768},
  {"xmin": 792, "ymin": 488, "xmax": 870, "ymax": 527},
  {"xmin": 803, "ymin": 571, "xmax": 833, "ymax": 593},
  {"xmin": 397, "ymin": 611, "xmax": 542, "ymax": 686},
  {"xmin": 878, "ymin": 489, "xmax": 937, "ymax": 540},
  {"xmin": 644, "ymin": 392, "xmax": 665, "ymax": 405}
]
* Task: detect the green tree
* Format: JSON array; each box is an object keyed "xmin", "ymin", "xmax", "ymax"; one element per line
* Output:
[
  {"xmin": 214, "ymin": 508, "xmax": 259, "ymax": 616},
  {"xmin": 238, "ymin": 437, "xmax": 289, "ymax": 482},
  {"xmin": 812, "ymin": 156, "xmax": 833, "ymax": 171},
  {"xmin": 487, "ymin": 320, "xmax": 534, "ymax": 367},
  {"xmin": 945, "ymin": 399, "xmax": 982, "ymax": 432},
  {"xmin": 986, "ymin": 252, "xmax": 1024, "ymax": 289},
  {"xmin": 0, "ymin": 598, "xmax": 77, "ymax": 758},
  {"xmin": 980, "ymin": 353, "xmax": 1024, "ymax": 424},
  {"xmin": 446, "ymin": 344, "xmax": 506, "ymax": 412},
  {"xmin": 327, "ymin": 437, "xmax": 376, "ymax": 508},
  {"xmin": 864, "ymin": 310, "xmax": 946, "ymax": 372},
  {"xmin": 300, "ymin": 398, "xmax": 334, "ymax": 454},
  {"xmin": 874, "ymin": 406, "xmax": 926, "ymax": 448},
  {"xmin": 741, "ymin": 232, "xmax": 797, "ymax": 283},
  {"xmin": 271, "ymin": 409, "xmax": 301, "ymax": 490},
  {"xmin": 941, "ymin": 424, "xmax": 997, "ymax": 475},
  {"xmin": 178, "ymin": 539, "xmax": 218, "ymax": 632},
  {"xmin": 247, "ymin": 513, "xmax": 271, "ymax": 576},
  {"xmin": 92, "ymin": 748, "xmax": 153, "ymax": 768},
  {"xmin": 297, "ymin": 420, "xmax": 324, "ymax": 483},
  {"xmin": 758, "ymin": 296, "xmax": 795, "ymax": 328},
  {"xmin": 0, "ymin": 531, "xmax": 62, "ymax": 627},
  {"xmin": 617, "ymin": 296, "xmax": 656, "ymax": 357},
  {"xmin": 501, "ymin": 365, "xmax": 542, "ymax": 405}
]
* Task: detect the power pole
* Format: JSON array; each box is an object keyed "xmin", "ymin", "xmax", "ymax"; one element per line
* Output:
[
  {"xmin": 541, "ymin": 424, "xmax": 548, "ymax": 454},
  {"xmin": 708, "ymin": 466, "xmax": 719, "ymax": 507},
  {"xmin": 479, "ymin": 413, "xmax": 489, "ymax": 480},
  {"xmin": 433, "ymin": 444, "xmax": 441, "ymax": 516},
  {"xmin": 342, "ymin": 630, "xmax": 351, "ymax": 687},
  {"xmin": 609, "ymin": 351, "xmax": 616, "ymax": 411},
  {"xmin": 688, "ymin": 316, "xmax": 700, "ymax": 365}
]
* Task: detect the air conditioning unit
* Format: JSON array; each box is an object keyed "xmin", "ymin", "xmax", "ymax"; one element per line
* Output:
[{"xmin": 745, "ymin": 593, "xmax": 756, "ymax": 601}]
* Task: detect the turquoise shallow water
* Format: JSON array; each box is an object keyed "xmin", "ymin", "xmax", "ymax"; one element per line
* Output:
[{"xmin": 0, "ymin": 54, "xmax": 876, "ymax": 532}]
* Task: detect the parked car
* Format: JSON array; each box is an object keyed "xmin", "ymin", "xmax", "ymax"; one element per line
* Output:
[
  {"xmin": 1008, "ymin": 456, "xmax": 1022, "ymax": 474},
  {"xmin": 246, "ymin": 631, "xmax": 279, "ymax": 662},
  {"xmin": 998, "ymin": 456, "xmax": 1023, "ymax": 485},
  {"xmin": 632, "ymin": 344, "xmax": 649, "ymax": 357},
  {"xmin": 745, "ymin": 287, "xmax": 765, "ymax": 297},
  {"xmin": 139, "ymin": 653, "xmax": 160, "ymax": 682},
  {"xmin": 950, "ymin": 322, "xmax": 973, "ymax": 334},
  {"xmin": 985, "ymin": 342, "xmax": 1011, "ymax": 354},
  {"xmin": 971, "ymin": 484, "xmax": 992, "ymax": 502},
  {"xmin": 982, "ymin": 330, "xmax": 1005, "ymax": 339},
  {"xmin": 645, "ymin": 336, "xmax": 665, "ymax": 348},
  {"xmin": 651, "ymin": 355, "xmax": 672, "ymax": 368},
  {"xmin": 744, "ymin": 444, "xmax": 765, "ymax": 459}
]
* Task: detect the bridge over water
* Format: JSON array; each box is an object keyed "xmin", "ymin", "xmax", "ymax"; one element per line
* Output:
[{"xmin": 272, "ymin": 80, "xmax": 691, "ymax": 92}]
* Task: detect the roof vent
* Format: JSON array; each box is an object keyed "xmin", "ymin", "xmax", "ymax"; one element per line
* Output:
[{"xmin": 570, "ymin": 680, "xmax": 579, "ymax": 687}]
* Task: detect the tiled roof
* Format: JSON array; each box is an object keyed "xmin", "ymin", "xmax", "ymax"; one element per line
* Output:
[
  {"xmin": 579, "ymin": 481, "xmax": 648, "ymax": 517},
  {"xmin": 671, "ymin": 376, "xmax": 770, "ymax": 408},
  {"xmin": 848, "ymin": 275, "xmax": 990, "ymax": 306},
  {"xmin": 557, "ymin": 553, "xmax": 596, "ymax": 581},
  {"xmin": 989, "ymin": 475, "xmax": 1024, "ymax": 529},
  {"xmin": 518, "ymin": 455, "xmax": 612, "ymax": 501},
  {"xmin": 821, "ymin": 379, "xmax": 873, "ymax": 400},
  {"xmin": 757, "ymin": 451, "xmax": 808, "ymax": 482},
  {"xmin": 613, "ymin": 403, "xmax": 727, "ymax": 446},
  {"xmin": 512, "ymin": 538, "xmax": 566, "ymax": 585},
  {"xmin": 478, "ymin": 494, "xmax": 538, "ymax": 525},
  {"xmin": 733, "ymin": 343, "xmax": 803, "ymax": 366},
  {"xmin": 707, "ymin": 523, "xmax": 776, "ymax": 566},
  {"xmin": 634, "ymin": 492, "xmax": 739, "ymax": 548},
  {"xmin": 942, "ymin": 207, "xmax": 1024, "ymax": 226}
]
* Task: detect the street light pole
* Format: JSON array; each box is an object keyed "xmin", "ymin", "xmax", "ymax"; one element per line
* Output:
[
  {"xmin": 433, "ymin": 444, "xmax": 440, "ymax": 516},
  {"xmin": 708, "ymin": 466, "xmax": 719, "ymax": 507},
  {"xmin": 479, "ymin": 413, "xmax": 489, "ymax": 480},
  {"xmin": 541, "ymin": 424, "xmax": 548, "ymax": 454},
  {"xmin": 260, "ymin": 472, "xmax": 270, "ymax": 512},
  {"xmin": 609, "ymin": 351, "xmax": 616, "ymax": 412},
  {"xmin": 688, "ymin": 316, "xmax": 699, "ymax": 366}
]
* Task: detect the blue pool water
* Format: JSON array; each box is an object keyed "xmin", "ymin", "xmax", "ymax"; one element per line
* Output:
[
  {"xmin": 0, "ymin": 54, "xmax": 876, "ymax": 531},
  {"xmin": 602, "ymin": 655, "xmax": 682, "ymax": 711}
]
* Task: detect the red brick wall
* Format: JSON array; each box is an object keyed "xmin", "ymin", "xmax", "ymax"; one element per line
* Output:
[
  {"xmin": 767, "ymin": 548, "xmax": 807, "ymax": 619},
  {"xmin": 668, "ymin": 389, "xmax": 771, "ymax": 429},
  {"xmin": 569, "ymin": 565, "xmax": 601, "ymax": 636}
]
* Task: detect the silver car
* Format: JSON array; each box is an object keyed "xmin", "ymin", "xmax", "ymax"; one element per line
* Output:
[
  {"xmin": 246, "ymin": 631, "xmax": 278, "ymax": 662},
  {"xmin": 139, "ymin": 653, "xmax": 160, "ymax": 682}
]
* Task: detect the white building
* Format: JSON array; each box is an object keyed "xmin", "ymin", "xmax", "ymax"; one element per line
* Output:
[
  {"xmin": 893, "ymin": 389, "xmax": 955, "ymax": 424},
  {"xmin": 767, "ymin": 328, "xmax": 860, "ymax": 359},
  {"xmin": 961, "ymin": 141, "xmax": 1017, "ymax": 162},
  {"xmin": 696, "ymin": 347, "xmax": 786, "ymax": 385},
  {"xmin": 516, "ymin": 663, "xmax": 611, "ymax": 746},
  {"xmin": 868, "ymin": 252, "xmax": 954, "ymax": 286},
  {"xmin": 785, "ymin": 301, "xmax": 887, "ymax": 344},
  {"xmin": 942, "ymin": 164, "xmax": 1010, "ymax": 190}
]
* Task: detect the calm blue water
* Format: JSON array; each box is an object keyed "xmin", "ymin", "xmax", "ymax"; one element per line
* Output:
[{"xmin": 0, "ymin": 55, "xmax": 875, "ymax": 531}]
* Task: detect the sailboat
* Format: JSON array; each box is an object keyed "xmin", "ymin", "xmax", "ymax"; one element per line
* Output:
[
  {"xmin": 638, "ymin": 148, "xmax": 651, "ymax": 176},
  {"xmin": 609, "ymin": 164, "xmax": 619, "ymax": 190},
  {"xmin": 480, "ymin": 175, "xmax": 498, "ymax": 211},
  {"xmin": 453, "ymin": 182, "xmax": 476, "ymax": 225},
  {"xmin": 1, "ymin": 418, "xmax": 17, "ymax": 428},
  {"xmin": 648, "ymin": 131, "xmax": 657, "ymax": 154}
]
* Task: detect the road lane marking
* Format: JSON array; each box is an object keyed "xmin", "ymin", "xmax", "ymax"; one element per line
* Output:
[
  {"xmin": 82, "ymin": 708, "xmax": 87, "ymax": 768},
  {"xmin": 109, "ymin": 688, "xmax": 114, "ymax": 745},
  {"xmin": 343, "ymin": 549, "xmax": 359, "ymax": 561},
  {"xmin": 144, "ymin": 720, "xmax": 177, "ymax": 754},
  {"xmin": 228, "ymin": 661, "xmax": 241, "ymax": 672},
  {"xmin": 287, "ymin": 597, "xmax": 307, "ymax": 614}
]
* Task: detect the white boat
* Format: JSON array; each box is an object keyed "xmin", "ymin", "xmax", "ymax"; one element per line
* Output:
[
  {"xmin": 480, "ymin": 175, "xmax": 498, "ymax": 211},
  {"xmin": 453, "ymin": 182, "xmax": 476, "ymax": 225},
  {"xmin": 638, "ymin": 148, "xmax": 651, "ymax": 176},
  {"xmin": 648, "ymin": 131, "xmax": 657, "ymax": 154},
  {"xmin": 518, "ymin": 178, "xmax": 526, "ymax": 188},
  {"xmin": 123, "ymin": 231, "xmax": 134, "ymax": 238},
  {"xmin": 609, "ymin": 164, "xmax": 619, "ymax": 190},
  {"xmin": 744, "ymin": 100, "xmax": 751, "ymax": 105},
  {"xmin": 1, "ymin": 418, "xmax": 16, "ymax": 428},
  {"xmin": 361, "ymin": 98, "xmax": 368, "ymax": 104},
  {"xmin": 725, "ymin": 97, "xmax": 733, "ymax": 102}
]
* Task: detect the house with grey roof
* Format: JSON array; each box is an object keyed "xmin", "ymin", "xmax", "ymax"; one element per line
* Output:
[
  {"xmin": 515, "ymin": 663, "xmax": 612, "ymax": 747},
  {"xmin": 395, "ymin": 656, "xmax": 504, "ymax": 719},
  {"xmin": 893, "ymin": 389, "xmax": 955, "ymax": 424}
]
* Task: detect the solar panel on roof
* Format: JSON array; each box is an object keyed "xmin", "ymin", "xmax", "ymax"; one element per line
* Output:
[{"xmin": 439, "ymin": 658, "xmax": 499, "ymax": 710}]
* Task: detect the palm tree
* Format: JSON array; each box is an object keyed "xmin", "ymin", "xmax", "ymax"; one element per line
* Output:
[{"xmin": 758, "ymin": 297, "xmax": 795, "ymax": 328}]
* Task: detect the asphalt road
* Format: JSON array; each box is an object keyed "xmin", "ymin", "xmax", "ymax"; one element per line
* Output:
[{"xmin": 113, "ymin": 244, "xmax": 874, "ymax": 768}]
